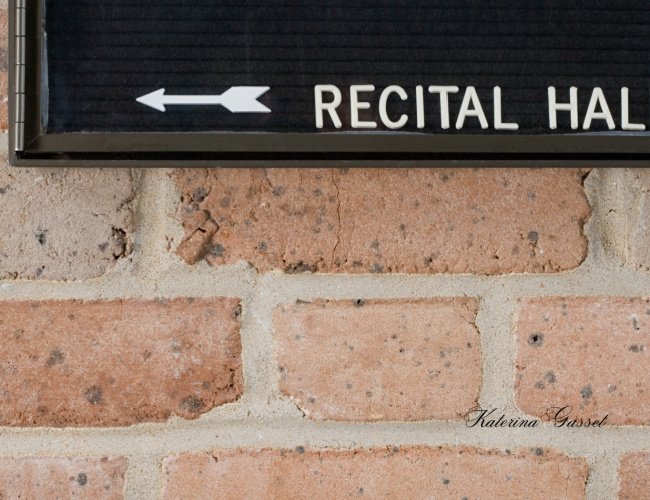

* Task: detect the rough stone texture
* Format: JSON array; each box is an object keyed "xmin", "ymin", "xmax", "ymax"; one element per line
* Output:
[
  {"xmin": 516, "ymin": 297, "xmax": 650, "ymax": 425},
  {"xmin": 162, "ymin": 447, "xmax": 588, "ymax": 500},
  {"xmin": 595, "ymin": 169, "xmax": 650, "ymax": 270},
  {"xmin": 173, "ymin": 168, "xmax": 590, "ymax": 274},
  {"xmin": 619, "ymin": 452, "xmax": 650, "ymax": 500},
  {"xmin": 274, "ymin": 299, "xmax": 480, "ymax": 421},
  {"xmin": 0, "ymin": 6, "xmax": 7, "ymax": 131},
  {"xmin": 0, "ymin": 456, "xmax": 126, "ymax": 499},
  {"xmin": 0, "ymin": 298, "xmax": 242, "ymax": 426},
  {"xmin": 0, "ymin": 158, "xmax": 135, "ymax": 280}
]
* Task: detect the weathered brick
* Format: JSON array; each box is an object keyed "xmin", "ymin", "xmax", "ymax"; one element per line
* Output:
[
  {"xmin": 0, "ymin": 159, "xmax": 135, "ymax": 280},
  {"xmin": 0, "ymin": 298, "xmax": 242, "ymax": 426},
  {"xmin": 619, "ymin": 452, "xmax": 650, "ymax": 500},
  {"xmin": 162, "ymin": 447, "xmax": 588, "ymax": 500},
  {"xmin": 173, "ymin": 168, "xmax": 590, "ymax": 274},
  {"xmin": 274, "ymin": 299, "xmax": 480, "ymax": 421},
  {"xmin": 596, "ymin": 169, "xmax": 650, "ymax": 271},
  {"xmin": 516, "ymin": 297, "xmax": 650, "ymax": 425},
  {"xmin": 0, "ymin": 456, "xmax": 126, "ymax": 499}
]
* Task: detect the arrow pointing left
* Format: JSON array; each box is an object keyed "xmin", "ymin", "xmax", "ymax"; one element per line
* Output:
[{"xmin": 136, "ymin": 87, "xmax": 271, "ymax": 113}]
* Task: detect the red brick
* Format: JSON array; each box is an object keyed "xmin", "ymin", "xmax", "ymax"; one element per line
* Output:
[
  {"xmin": 162, "ymin": 447, "xmax": 588, "ymax": 500},
  {"xmin": 516, "ymin": 297, "xmax": 650, "ymax": 425},
  {"xmin": 0, "ymin": 456, "xmax": 126, "ymax": 499},
  {"xmin": 0, "ymin": 298, "xmax": 242, "ymax": 426},
  {"xmin": 619, "ymin": 452, "xmax": 650, "ymax": 500},
  {"xmin": 173, "ymin": 168, "xmax": 590, "ymax": 274},
  {"xmin": 274, "ymin": 299, "xmax": 480, "ymax": 421}
]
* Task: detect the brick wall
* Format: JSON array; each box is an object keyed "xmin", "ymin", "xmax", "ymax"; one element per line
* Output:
[{"xmin": 2, "ymin": 8, "xmax": 650, "ymax": 500}]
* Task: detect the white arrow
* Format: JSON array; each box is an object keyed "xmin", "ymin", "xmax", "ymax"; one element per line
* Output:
[{"xmin": 136, "ymin": 87, "xmax": 271, "ymax": 113}]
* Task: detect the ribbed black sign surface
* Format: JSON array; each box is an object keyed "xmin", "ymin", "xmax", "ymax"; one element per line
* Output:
[{"xmin": 9, "ymin": 1, "xmax": 650, "ymax": 165}]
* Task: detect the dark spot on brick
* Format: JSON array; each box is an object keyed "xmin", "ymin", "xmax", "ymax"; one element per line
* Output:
[
  {"xmin": 346, "ymin": 383, "xmax": 353, "ymax": 389},
  {"xmin": 313, "ymin": 189, "xmax": 322, "ymax": 197},
  {"xmin": 110, "ymin": 228, "xmax": 128, "ymax": 259},
  {"xmin": 371, "ymin": 263, "xmax": 384, "ymax": 273},
  {"xmin": 442, "ymin": 479, "xmax": 450, "ymax": 485},
  {"xmin": 272, "ymin": 186, "xmax": 285, "ymax": 197},
  {"xmin": 528, "ymin": 231, "xmax": 539, "ymax": 242},
  {"xmin": 629, "ymin": 344, "xmax": 644, "ymax": 353},
  {"xmin": 35, "ymin": 266, "xmax": 45, "ymax": 277},
  {"xmin": 46, "ymin": 350, "xmax": 65, "ymax": 367},
  {"xmin": 180, "ymin": 396, "xmax": 205, "ymax": 413},
  {"xmin": 366, "ymin": 391, "xmax": 373, "ymax": 397},
  {"xmin": 399, "ymin": 347, "xmax": 405, "ymax": 353},
  {"xmin": 295, "ymin": 446, "xmax": 305, "ymax": 454},
  {"xmin": 84, "ymin": 386, "xmax": 102, "ymax": 405},
  {"xmin": 441, "ymin": 174, "xmax": 449, "ymax": 182},
  {"xmin": 35, "ymin": 230, "xmax": 47, "ymax": 246},
  {"xmin": 285, "ymin": 261, "xmax": 317, "ymax": 274},
  {"xmin": 77, "ymin": 473, "xmax": 87, "ymax": 486},
  {"xmin": 535, "ymin": 448, "xmax": 544, "ymax": 456},
  {"xmin": 308, "ymin": 397, "xmax": 316, "ymax": 403},
  {"xmin": 370, "ymin": 239, "xmax": 380, "ymax": 250},
  {"xmin": 358, "ymin": 487, "xmax": 365, "ymax": 494},
  {"xmin": 257, "ymin": 241, "xmax": 268, "ymax": 252},
  {"xmin": 544, "ymin": 371, "xmax": 556, "ymax": 384},
  {"xmin": 535, "ymin": 381, "xmax": 545, "ymax": 390},
  {"xmin": 232, "ymin": 304, "xmax": 242, "ymax": 319},
  {"xmin": 580, "ymin": 385, "xmax": 593, "ymax": 400},
  {"xmin": 192, "ymin": 187, "xmax": 209, "ymax": 203},
  {"xmin": 633, "ymin": 318, "xmax": 640, "ymax": 331},
  {"xmin": 98, "ymin": 242, "xmax": 109, "ymax": 252},
  {"xmin": 528, "ymin": 333, "xmax": 544, "ymax": 347},
  {"xmin": 354, "ymin": 299, "xmax": 365, "ymax": 307},
  {"xmin": 211, "ymin": 243, "xmax": 225, "ymax": 257}
]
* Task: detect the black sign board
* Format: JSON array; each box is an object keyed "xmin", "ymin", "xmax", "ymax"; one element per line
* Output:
[{"xmin": 9, "ymin": 1, "xmax": 650, "ymax": 166}]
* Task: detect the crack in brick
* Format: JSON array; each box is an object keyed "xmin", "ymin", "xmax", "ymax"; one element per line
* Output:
[{"xmin": 331, "ymin": 168, "xmax": 342, "ymax": 263}]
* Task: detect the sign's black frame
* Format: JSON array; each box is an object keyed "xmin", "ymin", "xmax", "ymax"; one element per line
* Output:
[{"xmin": 9, "ymin": 0, "xmax": 650, "ymax": 167}]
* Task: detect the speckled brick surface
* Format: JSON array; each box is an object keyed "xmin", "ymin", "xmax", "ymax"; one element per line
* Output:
[
  {"xmin": 274, "ymin": 298, "xmax": 480, "ymax": 421},
  {"xmin": 173, "ymin": 168, "xmax": 590, "ymax": 274},
  {"xmin": 162, "ymin": 447, "xmax": 588, "ymax": 500},
  {"xmin": 516, "ymin": 297, "xmax": 650, "ymax": 425},
  {"xmin": 0, "ymin": 298, "xmax": 242, "ymax": 426}
]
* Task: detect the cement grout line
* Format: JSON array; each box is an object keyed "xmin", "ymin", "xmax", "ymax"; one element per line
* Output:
[
  {"xmin": 123, "ymin": 453, "xmax": 163, "ymax": 500},
  {"xmin": 585, "ymin": 453, "xmax": 620, "ymax": 500},
  {"xmin": 0, "ymin": 418, "xmax": 648, "ymax": 458},
  {"xmin": 130, "ymin": 168, "xmax": 170, "ymax": 290},
  {"xmin": 477, "ymin": 293, "xmax": 519, "ymax": 416},
  {"xmin": 4, "ymin": 264, "xmax": 650, "ymax": 301}
]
